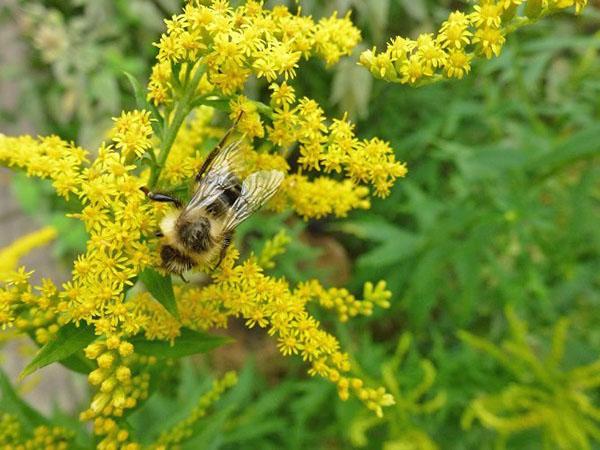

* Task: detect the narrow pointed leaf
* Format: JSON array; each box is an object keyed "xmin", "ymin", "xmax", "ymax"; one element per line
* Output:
[
  {"xmin": 20, "ymin": 322, "xmax": 96, "ymax": 379},
  {"xmin": 529, "ymin": 125, "xmax": 600, "ymax": 180},
  {"xmin": 130, "ymin": 328, "xmax": 232, "ymax": 358},
  {"xmin": 139, "ymin": 268, "xmax": 180, "ymax": 320},
  {"xmin": 0, "ymin": 369, "xmax": 48, "ymax": 429},
  {"xmin": 123, "ymin": 71, "xmax": 162, "ymax": 135}
]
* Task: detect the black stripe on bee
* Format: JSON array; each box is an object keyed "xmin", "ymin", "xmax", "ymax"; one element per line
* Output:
[
  {"xmin": 206, "ymin": 182, "xmax": 242, "ymax": 218},
  {"xmin": 222, "ymin": 183, "xmax": 242, "ymax": 205}
]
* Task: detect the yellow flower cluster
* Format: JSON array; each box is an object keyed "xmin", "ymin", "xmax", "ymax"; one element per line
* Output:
[
  {"xmin": 62, "ymin": 145, "xmax": 158, "ymax": 330},
  {"xmin": 111, "ymin": 110, "xmax": 154, "ymax": 159},
  {"xmin": 359, "ymin": 0, "xmax": 588, "ymax": 85},
  {"xmin": 285, "ymin": 175, "xmax": 370, "ymax": 219},
  {"xmin": 0, "ymin": 134, "xmax": 86, "ymax": 199},
  {"xmin": 81, "ymin": 337, "xmax": 152, "ymax": 450},
  {"xmin": 170, "ymin": 247, "xmax": 395, "ymax": 417},
  {"xmin": 158, "ymin": 103, "xmax": 404, "ymax": 219},
  {"xmin": 263, "ymin": 88, "xmax": 407, "ymax": 198},
  {"xmin": 0, "ymin": 414, "xmax": 74, "ymax": 450},
  {"xmin": 0, "ymin": 1, "xmax": 411, "ymax": 444},
  {"xmin": 0, "ymin": 131, "xmax": 161, "ymax": 448},
  {"xmin": 150, "ymin": 371, "xmax": 238, "ymax": 449},
  {"xmin": 148, "ymin": 1, "xmax": 360, "ymax": 105},
  {"xmin": 299, "ymin": 280, "xmax": 392, "ymax": 323},
  {"xmin": 257, "ymin": 230, "xmax": 291, "ymax": 269},
  {"xmin": 0, "ymin": 111, "xmax": 396, "ymax": 447},
  {"xmin": 0, "ymin": 260, "xmax": 63, "ymax": 344},
  {"xmin": 148, "ymin": 0, "xmax": 406, "ymax": 212}
]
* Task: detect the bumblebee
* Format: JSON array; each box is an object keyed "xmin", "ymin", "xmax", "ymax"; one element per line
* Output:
[{"xmin": 144, "ymin": 119, "xmax": 283, "ymax": 276}]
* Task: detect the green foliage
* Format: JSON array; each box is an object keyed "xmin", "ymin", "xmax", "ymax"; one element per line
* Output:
[
  {"xmin": 460, "ymin": 308, "xmax": 600, "ymax": 450},
  {"xmin": 349, "ymin": 332, "xmax": 446, "ymax": 449},
  {"xmin": 139, "ymin": 268, "xmax": 180, "ymax": 320},
  {"xmin": 21, "ymin": 322, "xmax": 96, "ymax": 378},
  {"xmin": 10, "ymin": 173, "xmax": 88, "ymax": 261},
  {"xmin": 0, "ymin": 370, "xmax": 49, "ymax": 431},
  {"xmin": 129, "ymin": 328, "xmax": 232, "ymax": 359}
]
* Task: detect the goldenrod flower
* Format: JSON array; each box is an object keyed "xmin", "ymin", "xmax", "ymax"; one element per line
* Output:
[
  {"xmin": 111, "ymin": 110, "xmax": 154, "ymax": 159},
  {"xmin": 471, "ymin": 3, "xmax": 503, "ymax": 27},
  {"xmin": 0, "ymin": 414, "xmax": 75, "ymax": 449},
  {"xmin": 445, "ymin": 49, "xmax": 473, "ymax": 79},
  {"xmin": 473, "ymin": 26, "xmax": 506, "ymax": 58},
  {"xmin": 360, "ymin": 0, "xmax": 588, "ymax": 85}
]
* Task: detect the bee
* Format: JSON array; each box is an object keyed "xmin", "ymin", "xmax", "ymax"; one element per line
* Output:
[{"xmin": 143, "ymin": 117, "xmax": 284, "ymax": 277}]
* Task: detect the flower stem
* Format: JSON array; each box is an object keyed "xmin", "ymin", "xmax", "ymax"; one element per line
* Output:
[{"xmin": 148, "ymin": 62, "xmax": 207, "ymax": 188}]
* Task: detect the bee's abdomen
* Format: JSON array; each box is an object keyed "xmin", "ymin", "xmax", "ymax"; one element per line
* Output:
[
  {"xmin": 206, "ymin": 181, "xmax": 242, "ymax": 218},
  {"xmin": 222, "ymin": 182, "xmax": 242, "ymax": 205}
]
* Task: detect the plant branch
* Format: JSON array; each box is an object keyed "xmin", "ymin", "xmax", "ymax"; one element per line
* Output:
[{"xmin": 148, "ymin": 62, "xmax": 207, "ymax": 188}]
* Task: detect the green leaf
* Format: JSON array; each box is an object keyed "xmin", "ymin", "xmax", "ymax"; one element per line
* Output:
[
  {"xmin": 130, "ymin": 328, "xmax": 232, "ymax": 358},
  {"xmin": 59, "ymin": 353, "xmax": 96, "ymax": 375},
  {"xmin": 338, "ymin": 219, "xmax": 422, "ymax": 268},
  {"xmin": 20, "ymin": 323, "xmax": 97, "ymax": 379},
  {"xmin": 197, "ymin": 97, "xmax": 230, "ymax": 111},
  {"xmin": 50, "ymin": 213, "xmax": 87, "ymax": 256},
  {"xmin": 0, "ymin": 369, "xmax": 49, "ymax": 430},
  {"xmin": 139, "ymin": 268, "xmax": 180, "ymax": 320},
  {"xmin": 123, "ymin": 71, "xmax": 163, "ymax": 135},
  {"xmin": 528, "ymin": 125, "xmax": 600, "ymax": 180},
  {"xmin": 335, "ymin": 218, "xmax": 407, "ymax": 243},
  {"xmin": 124, "ymin": 71, "xmax": 148, "ymax": 110}
]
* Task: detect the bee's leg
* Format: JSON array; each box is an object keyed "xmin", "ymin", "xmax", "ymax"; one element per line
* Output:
[
  {"xmin": 215, "ymin": 111, "xmax": 243, "ymax": 151},
  {"xmin": 140, "ymin": 187, "xmax": 182, "ymax": 208},
  {"xmin": 213, "ymin": 232, "xmax": 233, "ymax": 271},
  {"xmin": 179, "ymin": 273, "xmax": 189, "ymax": 283},
  {"xmin": 154, "ymin": 230, "xmax": 164, "ymax": 237},
  {"xmin": 195, "ymin": 112, "xmax": 244, "ymax": 182}
]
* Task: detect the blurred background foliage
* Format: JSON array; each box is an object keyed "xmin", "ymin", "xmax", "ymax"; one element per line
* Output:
[{"xmin": 1, "ymin": 0, "xmax": 600, "ymax": 449}]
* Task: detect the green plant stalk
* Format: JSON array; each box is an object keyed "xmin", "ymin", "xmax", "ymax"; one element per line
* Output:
[{"xmin": 148, "ymin": 62, "xmax": 207, "ymax": 188}]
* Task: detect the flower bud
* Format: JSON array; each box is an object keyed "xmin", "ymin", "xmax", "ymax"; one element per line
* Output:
[
  {"xmin": 118, "ymin": 341, "xmax": 134, "ymax": 357},
  {"xmin": 97, "ymin": 352, "xmax": 115, "ymax": 369}
]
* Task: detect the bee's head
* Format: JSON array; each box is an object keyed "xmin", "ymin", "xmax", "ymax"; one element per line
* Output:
[
  {"xmin": 178, "ymin": 216, "xmax": 212, "ymax": 253},
  {"xmin": 160, "ymin": 244, "xmax": 194, "ymax": 274}
]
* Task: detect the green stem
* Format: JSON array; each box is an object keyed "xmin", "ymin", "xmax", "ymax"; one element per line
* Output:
[
  {"xmin": 251, "ymin": 100, "xmax": 274, "ymax": 119},
  {"xmin": 148, "ymin": 63, "xmax": 207, "ymax": 188}
]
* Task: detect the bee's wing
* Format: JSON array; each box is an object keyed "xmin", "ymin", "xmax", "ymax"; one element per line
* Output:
[
  {"xmin": 222, "ymin": 170, "xmax": 284, "ymax": 232},
  {"xmin": 185, "ymin": 139, "xmax": 246, "ymax": 211}
]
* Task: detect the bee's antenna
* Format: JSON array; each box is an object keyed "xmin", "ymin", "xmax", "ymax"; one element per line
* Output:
[{"xmin": 141, "ymin": 187, "xmax": 183, "ymax": 208}]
